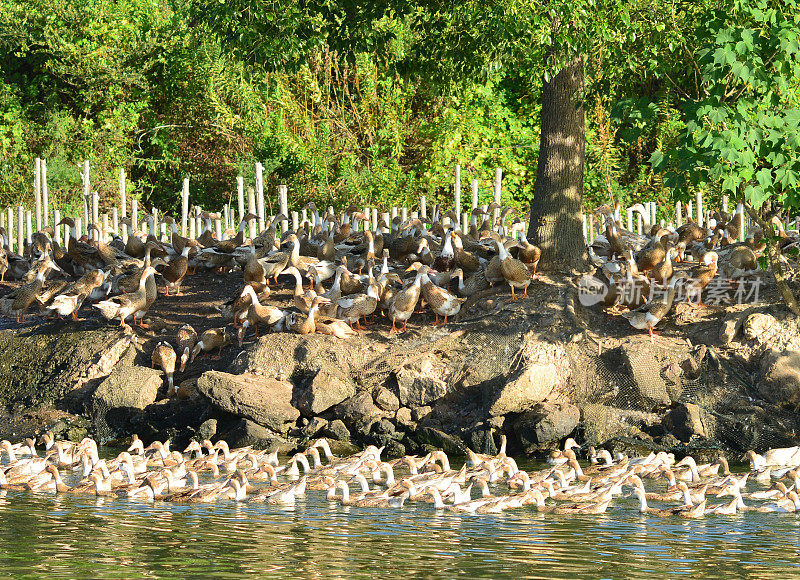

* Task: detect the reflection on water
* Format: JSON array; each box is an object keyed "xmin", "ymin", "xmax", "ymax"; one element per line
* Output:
[{"xmin": 0, "ymin": 484, "xmax": 799, "ymax": 578}]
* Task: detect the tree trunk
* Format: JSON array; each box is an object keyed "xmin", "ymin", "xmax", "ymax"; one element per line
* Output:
[{"xmin": 528, "ymin": 55, "xmax": 588, "ymax": 272}]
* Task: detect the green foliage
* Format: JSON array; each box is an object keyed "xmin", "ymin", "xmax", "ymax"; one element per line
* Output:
[{"xmin": 652, "ymin": 0, "xmax": 800, "ymax": 210}]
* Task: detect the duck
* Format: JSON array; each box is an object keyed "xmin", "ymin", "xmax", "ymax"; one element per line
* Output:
[
  {"xmin": 388, "ymin": 266, "xmax": 425, "ymax": 333},
  {"xmin": 287, "ymin": 296, "xmax": 330, "ymax": 335},
  {"xmin": 286, "ymin": 266, "xmax": 315, "ymax": 314},
  {"xmin": 152, "ymin": 342, "xmax": 177, "ymax": 396},
  {"xmin": 45, "ymin": 269, "xmax": 104, "ymax": 320},
  {"xmin": 420, "ymin": 266, "xmax": 465, "ymax": 325},
  {"xmin": 336, "ymin": 283, "xmax": 379, "ymax": 330},
  {"xmin": 622, "ymin": 275, "xmax": 679, "ymax": 342},
  {"xmin": 160, "ymin": 241, "xmax": 196, "ymax": 295},
  {"xmin": 190, "ymin": 327, "xmax": 232, "ymax": 361},
  {"xmin": 632, "ymin": 486, "xmax": 705, "ymax": 518},
  {"xmin": 493, "ymin": 239, "xmax": 531, "ymax": 299},
  {"xmin": 94, "ymin": 266, "xmax": 156, "ymax": 329},
  {"xmin": 176, "ymin": 324, "xmax": 197, "ymax": 372},
  {"xmin": 685, "ymin": 251, "xmax": 719, "ymax": 307},
  {"xmin": 10, "ymin": 255, "xmax": 62, "ymax": 322},
  {"xmin": 237, "ymin": 285, "xmax": 286, "ymax": 344}
]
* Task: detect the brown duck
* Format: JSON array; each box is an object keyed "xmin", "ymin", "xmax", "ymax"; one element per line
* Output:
[
  {"xmin": 152, "ymin": 342, "xmax": 177, "ymax": 396},
  {"xmin": 94, "ymin": 266, "xmax": 156, "ymax": 329},
  {"xmin": 12, "ymin": 256, "xmax": 62, "ymax": 322},
  {"xmin": 177, "ymin": 324, "xmax": 197, "ymax": 371},
  {"xmin": 190, "ymin": 327, "xmax": 232, "ymax": 361},
  {"xmin": 388, "ymin": 266, "xmax": 425, "ymax": 333}
]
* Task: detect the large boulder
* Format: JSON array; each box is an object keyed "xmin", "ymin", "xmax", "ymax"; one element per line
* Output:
[
  {"xmin": 372, "ymin": 386, "xmax": 400, "ymax": 412},
  {"xmin": 334, "ymin": 391, "xmax": 382, "ymax": 434},
  {"xmin": 759, "ymin": 349, "xmax": 800, "ymax": 405},
  {"xmin": 487, "ymin": 363, "xmax": 558, "ymax": 416},
  {"xmin": 394, "ymin": 353, "xmax": 450, "ymax": 407},
  {"xmin": 581, "ymin": 403, "xmax": 659, "ymax": 445},
  {"xmin": 197, "ymin": 371, "xmax": 300, "ymax": 434},
  {"xmin": 514, "ymin": 403, "xmax": 579, "ymax": 450},
  {"xmin": 221, "ymin": 418, "xmax": 291, "ymax": 452},
  {"xmin": 619, "ymin": 340, "xmax": 671, "ymax": 408},
  {"xmin": 92, "ymin": 364, "xmax": 162, "ymax": 435},
  {"xmin": 662, "ymin": 403, "xmax": 706, "ymax": 442},
  {"xmin": 295, "ymin": 369, "xmax": 356, "ymax": 416},
  {"xmin": 743, "ymin": 313, "xmax": 777, "ymax": 342}
]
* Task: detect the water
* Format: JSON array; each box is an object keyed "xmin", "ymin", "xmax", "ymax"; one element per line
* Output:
[{"xmin": 1, "ymin": 461, "xmax": 799, "ymax": 578}]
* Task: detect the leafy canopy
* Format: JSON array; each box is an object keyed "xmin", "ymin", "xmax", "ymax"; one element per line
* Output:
[{"xmin": 652, "ymin": 0, "xmax": 800, "ymax": 209}]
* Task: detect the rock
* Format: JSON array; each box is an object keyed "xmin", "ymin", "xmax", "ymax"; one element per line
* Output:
[
  {"xmin": 384, "ymin": 440, "xmax": 406, "ymax": 458},
  {"xmin": 662, "ymin": 403, "xmax": 705, "ymax": 442},
  {"xmin": 335, "ymin": 391, "xmax": 382, "ymax": 435},
  {"xmin": 581, "ymin": 403, "xmax": 660, "ymax": 445},
  {"xmin": 514, "ymin": 403, "xmax": 579, "ymax": 450},
  {"xmin": 411, "ymin": 406, "xmax": 432, "ymax": 422},
  {"xmin": 197, "ymin": 371, "xmax": 300, "ymax": 434},
  {"xmin": 395, "ymin": 407, "xmax": 415, "ymax": 429},
  {"xmin": 743, "ymin": 313, "xmax": 777, "ymax": 342},
  {"xmin": 467, "ymin": 426, "xmax": 497, "ymax": 455},
  {"xmin": 372, "ymin": 386, "xmax": 400, "ymax": 412},
  {"xmin": 92, "ymin": 364, "xmax": 162, "ymax": 435},
  {"xmin": 487, "ymin": 363, "xmax": 558, "ymax": 416},
  {"xmin": 296, "ymin": 369, "xmax": 356, "ymax": 416},
  {"xmin": 394, "ymin": 354, "xmax": 450, "ymax": 407},
  {"xmin": 719, "ymin": 314, "xmax": 743, "ymax": 344},
  {"xmin": 759, "ymin": 349, "xmax": 800, "ymax": 405},
  {"xmin": 301, "ymin": 416, "xmax": 328, "ymax": 439},
  {"xmin": 221, "ymin": 418, "xmax": 290, "ymax": 452},
  {"xmin": 371, "ymin": 418, "xmax": 396, "ymax": 436},
  {"xmin": 416, "ymin": 427, "xmax": 466, "ymax": 456},
  {"xmin": 619, "ymin": 340, "xmax": 671, "ymax": 408},
  {"xmin": 325, "ymin": 419, "xmax": 351, "ymax": 441},
  {"xmin": 197, "ymin": 418, "xmax": 217, "ymax": 441}
]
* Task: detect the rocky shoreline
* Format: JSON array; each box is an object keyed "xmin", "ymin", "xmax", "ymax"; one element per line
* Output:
[{"xmin": 2, "ymin": 273, "xmax": 799, "ymax": 460}]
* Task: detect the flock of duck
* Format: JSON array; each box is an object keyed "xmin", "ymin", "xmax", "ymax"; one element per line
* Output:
[
  {"xmin": 588, "ymin": 202, "xmax": 799, "ymax": 341},
  {"xmin": 0, "ymin": 204, "xmax": 541, "ymax": 387},
  {"xmin": 3, "ymin": 433, "xmax": 800, "ymax": 517}
]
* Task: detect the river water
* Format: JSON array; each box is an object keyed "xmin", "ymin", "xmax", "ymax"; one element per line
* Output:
[{"xmin": 0, "ymin": 458, "xmax": 798, "ymax": 578}]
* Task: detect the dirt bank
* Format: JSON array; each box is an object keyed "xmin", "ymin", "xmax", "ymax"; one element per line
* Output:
[{"xmin": 1, "ymin": 268, "xmax": 799, "ymax": 460}]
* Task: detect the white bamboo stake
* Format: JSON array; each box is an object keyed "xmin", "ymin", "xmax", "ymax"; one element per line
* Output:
[
  {"xmin": 131, "ymin": 198, "xmax": 138, "ymax": 233},
  {"xmin": 53, "ymin": 209, "xmax": 61, "ymax": 245},
  {"xmin": 6, "ymin": 208, "xmax": 13, "ymax": 253},
  {"xmin": 372, "ymin": 208, "xmax": 378, "ymax": 231},
  {"xmin": 676, "ymin": 201, "xmax": 683, "ymax": 228},
  {"xmin": 278, "ymin": 185, "xmax": 288, "ymax": 234},
  {"xmin": 401, "ymin": 207, "xmax": 408, "ymax": 222},
  {"xmin": 454, "ymin": 164, "xmax": 461, "ymax": 223},
  {"xmin": 119, "ymin": 168, "xmax": 127, "ymax": 243},
  {"xmin": 738, "ymin": 203, "xmax": 746, "ymax": 241},
  {"xmin": 81, "ymin": 160, "xmax": 90, "ymax": 227},
  {"xmin": 637, "ymin": 213, "xmax": 642, "ymax": 235},
  {"xmin": 722, "ymin": 194, "xmax": 729, "ymax": 213},
  {"xmin": 650, "ymin": 202, "xmax": 656, "ymax": 228},
  {"xmin": 471, "ymin": 179, "xmax": 479, "ymax": 210},
  {"xmin": 255, "ymin": 162, "xmax": 265, "ymax": 231},
  {"xmin": 291, "ymin": 211, "xmax": 299, "ymax": 232},
  {"xmin": 391, "ymin": 206, "xmax": 398, "ymax": 219},
  {"xmin": 102, "ymin": 214, "xmax": 109, "ymax": 242},
  {"xmin": 25, "ymin": 210, "xmax": 32, "ymax": 244},
  {"xmin": 237, "ymin": 176, "xmax": 245, "ymax": 225},
  {"xmin": 181, "ymin": 178, "xmax": 190, "ymax": 237},
  {"xmin": 420, "ymin": 195, "xmax": 427, "ymax": 219},
  {"xmin": 588, "ymin": 214, "xmax": 595, "ymax": 242},
  {"xmin": 582, "ymin": 214, "xmax": 588, "ymax": 242},
  {"xmin": 215, "ymin": 216, "xmax": 222, "ymax": 241},
  {"xmin": 34, "ymin": 158, "xmax": 41, "ymax": 232},
  {"xmin": 627, "ymin": 208, "xmax": 634, "ymax": 231},
  {"xmin": 92, "ymin": 191, "xmax": 99, "ymax": 227},
  {"xmin": 41, "ymin": 159, "xmax": 49, "ymax": 228},
  {"xmin": 363, "ymin": 205, "xmax": 370, "ymax": 231},
  {"xmin": 112, "ymin": 207, "xmax": 118, "ymax": 236},
  {"xmin": 696, "ymin": 191, "xmax": 703, "ymax": 227},
  {"xmin": 301, "ymin": 208, "xmax": 308, "ymax": 226},
  {"xmin": 381, "ymin": 212, "xmax": 390, "ymax": 233},
  {"xmin": 493, "ymin": 168, "xmax": 502, "ymax": 224},
  {"xmin": 17, "ymin": 206, "xmax": 24, "ymax": 252},
  {"xmin": 687, "ymin": 201, "xmax": 693, "ymax": 224}
]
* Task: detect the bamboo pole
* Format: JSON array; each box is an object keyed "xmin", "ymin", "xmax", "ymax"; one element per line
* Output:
[
  {"xmin": 214, "ymin": 216, "xmax": 222, "ymax": 241},
  {"xmin": 301, "ymin": 208, "xmax": 308, "ymax": 226},
  {"xmin": 237, "ymin": 176, "xmax": 245, "ymax": 225},
  {"xmin": 278, "ymin": 185, "xmax": 288, "ymax": 234},
  {"xmin": 363, "ymin": 205, "xmax": 370, "ymax": 231},
  {"xmin": 41, "ymin": 159, "xmax": 49, "ymax": 228},
  {"xmin": 454, "ymin": 164, "xmax": 461, "ymax": 223},
  {"xmin": 461, "ymin": 213, "xmax": 468, "ymax": 232},
  {"xmin": 722, "ymin": 194, "xmax": 729, "ymax": 213},
  {"xmin": 696, "ymin": 191, "xmax": 703, "ymax": 226},
  {"xmin": 676, "ymin": 201, "xmax": 683, "ymax": 228},
  {"xmin": 637, "ymin": 213, "xmax": 642, "ymax": 235},
  {"xmin": 92, "ymin": 191, "xmax": 99, "ymax": 228},
  {"xmin": 627, "ymin": 208, "xmax": 634, "ymax": 232},
  {"xmin": 582, "ymin": 214, "xmax": 588, "ymax": 242},
  {"xmin": 17, "ymin": 206, "xmax": 24, "ymax": 252},
  {"xmin": 102, "ymin": 214, "xmax": 109, "ymax": 242},
  {"xmin": 291, "ymin": 211, "xmax": 299, "ymax": 232},
  {"xmin": 255, "ymin": 162, "xmax": 265, "ymax": 231},
  {"xmin": 34, "ymin": 157, "xmax": 41, "ymax": 232},
  {"xmin": 81, "ymin": 160, "xmax": 90, "ymax": 227},
  {"xmin": 181, "ymin": 178, "xmax": 190, "ymax": 237},
  {"xmin": 223, "ymin": 204, "xmax": 230, "ymax": 236},
  {"xmin": 493, "ymin": 168, "xmax": 502, "ymax": 224},
  {"xmin": 391, "ymin": 206, "xmax": 398, "ymax": 219},
  {"xmin": 112, "ymin": 207, "xmax": 118, "ymax": 236},
  {"xmin": 420, "ymin": 195, "xmax": 427, "ymax": 219},
  {"xmin": 25, "ymin": 210, "xmax": 32, "ymax": 244},
  {"xmin": 687, "ymin": 201, "xmax": 693, "ymax": 225},
  {"xmin": 53, "ymin": 209, "xmax": 61, "ymax": 245},
  {"xmin": 372, "ymin": 208, "xmax": 378, "ymax": 231},
  {"xmin": 6, "ymin": 208, "xmax": 13, "ymax": 253},
  {"xmin": 471, "ymin": 179, "xmax": 479, "ymax": 210},
  {"xmin": 588, "ymin": 214, "xmax": 595, "ymax": 242},
  {"xmin": 119, "ymin": 168, "xmax": 127, "ymax": 243},
  {"xmin": 738, "ymin": 203, "xmax": 746, "ymax": 241},
  {"xmin": 650, "ymin": 202, "xmax": 656, "ymax": 228},
  {"xmin": 131, "ymin": 198, "xmax": 138, "ymax": 233},
  {"xmin": 247, "ymin": 186, "xmax": 257, "ymax": 240},
  {"xmin": 381, "ymin": 212, "xmax": 390, "ymax": 233}
]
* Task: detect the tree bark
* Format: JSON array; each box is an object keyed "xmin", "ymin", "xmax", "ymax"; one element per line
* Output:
[{"xmin": 528, "ymin": 54, "xmax": 588, "ymax": 272}]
